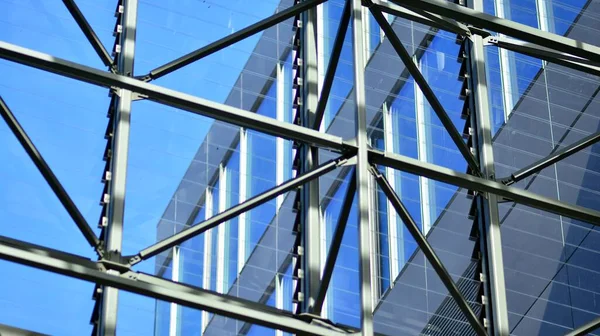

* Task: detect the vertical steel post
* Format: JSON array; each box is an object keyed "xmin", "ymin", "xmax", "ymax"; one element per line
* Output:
[
  {"xmin": 351, "ymin": 0, "xmax": 375, "ymax": 334},
  {"xmin": 469, "ymin": 0, "xmax": 510, "ymax": 334},
  {"xmin": 301, "ymin": 0, "xmax": 322, "ymax": 314},
  {"xmin": 98, "ymin": 0, "xmax": 137, "ymax": 335}
]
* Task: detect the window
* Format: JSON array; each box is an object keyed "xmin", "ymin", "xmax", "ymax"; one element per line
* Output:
[
  {"xmin": 224, "ymin": 148, "xmax": 240, "ymax": 291},
  {"xmin": 245, "ymin": 82, "xmax": 278, "ymax": 259}
]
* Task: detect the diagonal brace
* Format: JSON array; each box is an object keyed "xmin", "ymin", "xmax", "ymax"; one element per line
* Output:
[
  {"xmin": 565, "ymin": 316, "xmax": 600, "ymax": 336},
  {"xmin": 0, "ymin": 96, "xmax": 102, "ymax": 256},
  {"xmin": 369, "ymin": 164, "xmax": 487, "ymax": 336},
  {"xmin": 368, "ymin": 6, "xmax": 481, "ymax": 174},
  {"xmin": 312, "ymin": 0, "xmax": 351, "ymax": 130},
  {"xmin": 146, "ymin": 0, "xmax": 327, "ymax": 81},
  {"xmin": 62, "ymin": 0, "xmax": 114, "ymax": 69},
  {"xmin": 312, "ymin": 169, "xmax": 356, "ymax": 315},
  {"xmin": 130, "ymin": 154, "xmax": 353, "ymax": 265},
  {"xmin": 502, "ymin": 131, "xmax": 600, "ymax": 185}
]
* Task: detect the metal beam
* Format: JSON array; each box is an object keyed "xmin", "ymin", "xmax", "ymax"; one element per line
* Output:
[
  {"xmin": 312, "ymin": 0, "xmax": 351, "ymax": 130},
  {"xmin": 484, "ymin": 36, "xmax": 600, "ymax": 78},
  {"xmin": 369, "ymin": 0, "xmax": 470, "ymax": 36},
  {"xmin": 0, "ymin": 41, "xmax": 346, "ymax": 153},
  {"xmin": 97, "ymin": 0, "xmax": 138, "ymax": 334},
  {"xmin": 506, "ymin": 131, "xmax": 600, "ymax": 185},
  {"xmin": 351, "ymin": 0, "xmax": 375, "ymax": 334},
  {"xmin": 0, "ymin": 236, "xmax": 349, "ymax": 336},
  {"xmin": 466, "ymin": 7, "xmax": 510, "ymax": 333},
  {"xmin": 368, "ymin": 6, "xmax": 481, "ymax": 174},
  {"xmin": 369, "ymin": 150, "xmax": 600, "ymax": 226},
  {"xmin": 313, "ymin": 170, "xmax": 356, "ymax": 315},
  {"xmin": 301, "ymin": 0, "xmax": 323, "ymax": 315},
  {"xmin": 131, "ymin": 155, "xmax": 351, "ymax": 265},
  {"xmin": 370, "ymin": 165, "xmax": 487, "ymax": 336},
  {"xmin": 5, "ymin": 40, "xmax": 600, "ymax": 236},
  {"xmin": 565, "ymin": 316, "xmax": 600, "ymax": 336},
  {"xmin": 61, "ymin": 0, "xmax": 114, "ymax": 69},
  {"xmin": 146, "ymin": 0, "xmax": 327, "ymax": 81},
  {"xmin": 0, "ymin": 96, "xmax": 101, "ymax": 255},
  {"xmin": 390, "ymin": 0, "xmax": 600, "ymax": 63}
]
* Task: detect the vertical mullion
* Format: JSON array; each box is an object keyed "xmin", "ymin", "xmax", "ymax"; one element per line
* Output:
[
  {"xmin": 169, "ymin": 247, "xmax": 180, "ymax": 336},
  {"xmin": 351, "ymin": 0, "xmax": 375, "ymax": 334},
  {"xmin": 275, "ymin": 274, "xmax": 284, "ymax": 336},
  {"xmin": 494, "ymin": 0, "xmax": 519, "ymax": 120},
  {"xmin": 414, "ymin": 55, "xmax": 433, "ymax": 235},
  {"xmin": 98, "ymin": 1, "xmax": 137, "ymax": 335},
  {"xmin": 536, "ymin": 0, "xmax": 555, "ymax": 35},
  {"xmin": 201, "ymin": 188, "xmax": 213, "ymax": 333},
  {"xmin": 383, "ymin": 102, "xmax": 399, "ymax": 283},
  {"xmin": 238, "ymin": 128, "xmax": 248, "ymax": 274},
  {"xmin": 217, "ymin": 164, "xmax": 227, "ymax": 294},
  {"xmin": 470, "ymin": 0, "xmax": 510, "ymax": 333},
  {"xmin": 276, "ymin": 62, "xmax": 285, "ymax": 209}
]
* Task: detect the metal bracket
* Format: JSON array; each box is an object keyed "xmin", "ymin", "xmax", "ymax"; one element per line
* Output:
[{"xmin": 98, "ymin": 251, "xmax": 131, "ymax": 274}]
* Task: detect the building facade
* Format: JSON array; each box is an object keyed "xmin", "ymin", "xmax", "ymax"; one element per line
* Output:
[{"xmin": 153, "ymin": 0, "xmax": 600, "ymax": 335}]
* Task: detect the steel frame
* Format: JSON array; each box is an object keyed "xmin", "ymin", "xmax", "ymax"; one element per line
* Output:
[{"xmin": 1, "ymin": 0, "xmax": 600, "ymax": 335}]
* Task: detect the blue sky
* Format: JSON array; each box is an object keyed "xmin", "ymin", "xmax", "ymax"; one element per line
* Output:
[{"xmin": 0, "ymin": 0, "xmax": 278, "ymax": 334}]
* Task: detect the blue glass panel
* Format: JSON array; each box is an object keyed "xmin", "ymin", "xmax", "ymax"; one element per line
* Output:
[
  {"xmin": 324, "ymin": 174, "xmax": 360, "ymax": 327},
  {"xmin": 246, "ymin": 82, "xmax": 278, "ymax": 259},
  {"xmin": 486, "ymin": 47, "xmax": 505, "ymax": 135},
  {"xmin": 225, "ymin": 148, "xmax": 240, "ymax": 291},
  {"xmin": 552, "ymin": 0, "xmax": 588, "ymax": 36},
  {"xmin": 179, "ymin": 237, "xmax": 203, "ymax": 336},
  {"xmin": 510, "ymin": 0, "xmax": 538, "ymax": 28},
  {"xmin": 193, "ymin": 205, "xmax": 206, "ymax": 226},
  {"xmin": 246, "ymin": 292, "xmax": 277, "ymax": 336},
  {"xmin": 283, "ymin": 52, "xmax": 294, "ymax": 181},
  {"xmin": 155, "ymin": 262, "xmax": 173, "ymax": 336},
  {"xmin": 369, "ymin": 13, "xmax": 381, "ymax": 56},
  {"xmin": 323, "ymin": 0, "xmax": 354, "ymax": 129}
]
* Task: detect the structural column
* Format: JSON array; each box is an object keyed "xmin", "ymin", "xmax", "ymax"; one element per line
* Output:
[
  {"xmin": 301, "ymin": 0, "xmax": 323, "ymax": 314},
  {"xmin": 98, "ymin": 0, "xmax": 138, "ymax": 335},
  {"xmin": 468, "ymin": 0, "xmax": 510, "ymax": 334},
  {"xmin": 351, "ymin": 0, "xmax": 375, "ymax": 334}
]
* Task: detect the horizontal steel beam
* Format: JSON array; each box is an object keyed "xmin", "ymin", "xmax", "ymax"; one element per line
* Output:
[
  {"xmin": 485, "ymin": 36, "xmax": 600, "ymax": 78},
  {"xmin": 147, "ymin": 0, "xmax": 326, "ymax": 80},
  {"xmin": 132, "ymin": 154, "xmax": 351, "ymax": 265},
  {"xmin": 369, "ymin": 0, "xmax": 470, "ymax": 36},
  {"xmin": 390, "ymin": 0, "xmax": 600, "ymax": 63},
  {"xmin": 0, "ymin": 96, "xmax": 102, "ymax": 256},
  {"xmin": 62, "ymin": 0, "xmax": 114, "ymax": 69},
  {"xmin": 370, "ymin": 165, "xmax": 487, "ymax": 336},
  {"xmin": 0, "ymin": 235, "xmax": 348, "ymax": 336},
  {"xmin": 369, "ymin": 150, "xmax": 600, "ymax": 225},
  {"xmin": 0, "ymin": 41, "xmax": 346, "ymax": 153}
]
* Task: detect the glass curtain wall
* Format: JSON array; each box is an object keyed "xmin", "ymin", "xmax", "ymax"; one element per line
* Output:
[{"xmin": 151, "ymin": 0, "xmax": 600, "ymax": 335}]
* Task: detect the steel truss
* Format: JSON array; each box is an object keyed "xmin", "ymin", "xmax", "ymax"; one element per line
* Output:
[{"xmin": 1, "ymin": 0, "xmax": 600, "ymax": 335}]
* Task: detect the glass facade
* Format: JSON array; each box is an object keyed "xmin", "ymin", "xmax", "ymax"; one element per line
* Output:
[
  {"xmin": 1, "ymin": 0, "xmax": 600, "ymax": 335},
  {"xmin": 152, "ymin": 1, "xmax": 600, "ymax": 335}
]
